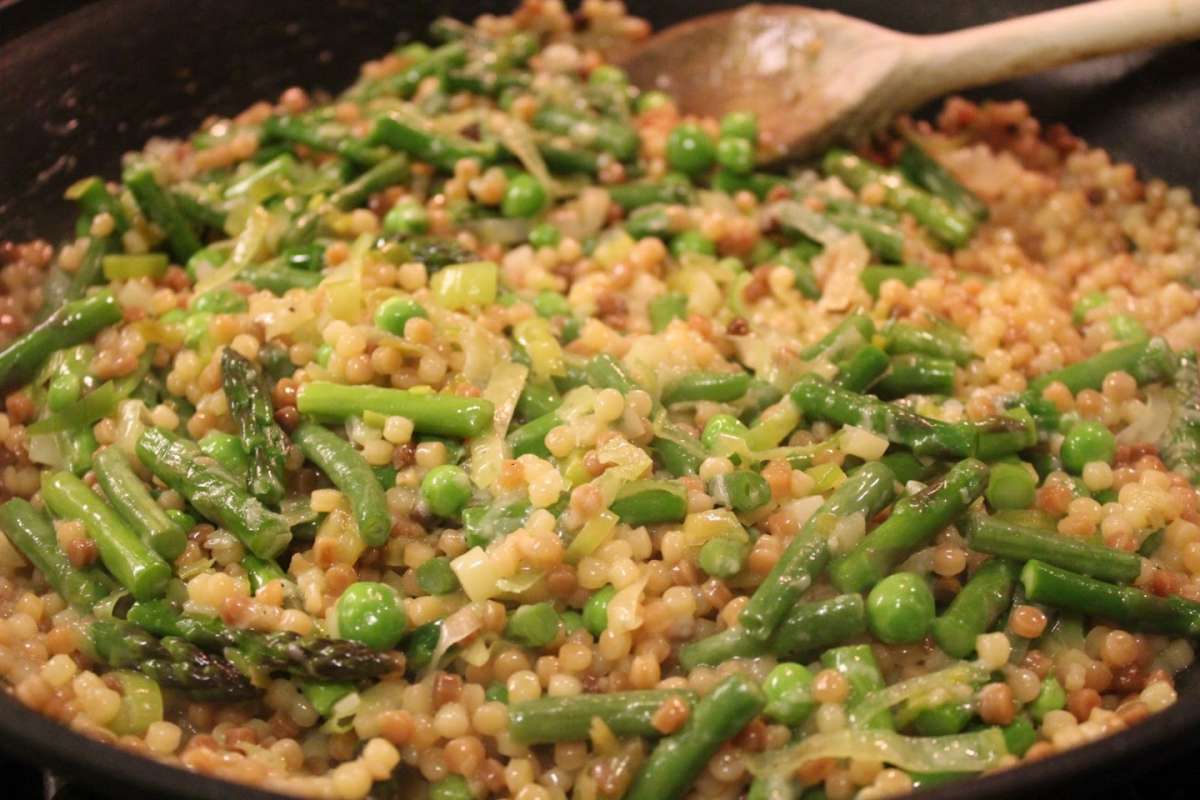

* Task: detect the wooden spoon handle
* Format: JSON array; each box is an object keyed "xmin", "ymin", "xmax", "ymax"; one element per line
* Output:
[{"xmin": 910, "ymin": 0, "xmax": 1200, "ymax": 101}]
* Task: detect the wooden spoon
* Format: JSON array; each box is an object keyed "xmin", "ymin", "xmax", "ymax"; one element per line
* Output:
[{"xmin": 618, "ymin": 0, "xmax": 1200, "ymax": 159}]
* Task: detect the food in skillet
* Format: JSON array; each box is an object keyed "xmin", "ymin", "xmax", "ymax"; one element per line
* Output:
[{"xmin": 1, "ymin": 2, "xmax": 1199, "ymax": 798}]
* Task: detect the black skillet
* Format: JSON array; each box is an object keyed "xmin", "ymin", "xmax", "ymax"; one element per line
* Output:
[{"xmin": 0, "ymin": 1, "xmax": 1198, "ymax": 798}]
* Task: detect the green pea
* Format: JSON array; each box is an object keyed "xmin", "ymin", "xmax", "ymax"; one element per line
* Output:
[
  {"xmin": 430, "ymin": 775, "xmax": 474, "ymax": 800},
  {"xmin": 1072, "ymin": 291, "xmax": 1109, "ymax": 325},
  {"xmin": 505, "ymin": 602, "xmax": 560, "ymax": 648},
  {"xmin": 502, "ymin": 173, "xmax": 548, "ymax": 218},
  {"xmin": 1029, "ymin": 676, "xmax": 1066, "ymax": 722},
  {"xmin": 666, "ymin": 123, "xmax": 716, "ymax": 176},
  {"xmin": 315, "ymin": 343, "xmax": 333, "ymax": 367},
  {"xmin": 383, "ymin": 199, "xmax": 430, "ymax": 236},
  {"xmin": 716, "ymin": 137, "xmax": 755, "ymax": 175},
  {"xmin": 671, "ymin": 230, "xmax": 716, "ymax": 258},
  {"xmin": 374, "ymin": 296, "xmax": 428, "ymax": 336},
  {"xmin": 698, "ymin": 536, "xmax": 749, "ymax": 578},
  {"xmin": 1060, "ymin": 420, "xmax": 1116, "ymax": 474},
  {"xmin": 336, "ymin": 581, "xmax": 407, "ymax": 651},
  {"xmin": 763, "ymin": 662, "xmax": 815, "ymax": 725},
  {"xmin": 533, "ymin": 290, "xmax": 571, "ymax": 318},
  {"xmin": 986, "ymin": 462, "xmax": 1037, "ymax": 510},
  {"xmin": 484, "ymin": 682, "xmax": 509, "ymax": 703},
  {"xmin": 560, "ymin": 609, "xmax": 584, "ymax": 635},
  {"xmin": 421, "ymin": 464, "xmax": 472, "ymax": 517},
  {"xmin": 701, "ymin": 413, "xmax": 750, "ymax": 452},
  {"xmin": 748, "ymin": 238, "xmax": 779, "ymax": 266},
  {"xmin": 405, "ymin": 621, "xmax": 441, "ymax": 673},
  {"xmin": 589, "ymin": 64, "xmax": 628, "ymax": 86},
  {"xmin": 416, "ymin": 556, "xmax": 459, "ymax": 595},
  {"xmin": 583, "ymin": 585, "xmax": 616, "ymax": 637},
  {"xmin": 636, "ymin": 90, "xmax": 672, "ymax": 113},
  {"xmin": 185, "ymin": 246, "xmax": 227, "ymax": 282},
  {"xmin": 528, "ymin": 222, "xmax": 562, "ymax": 249},
  {"xmin": 866, "ymin": 572, "xmax": 935, "ymax": 644},
  {"xmin": 719, "ymin": 111, "xmax": 758, "ymax": 143}
]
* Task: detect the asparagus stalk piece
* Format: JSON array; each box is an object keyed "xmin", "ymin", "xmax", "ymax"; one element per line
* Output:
[
  {"xmin": 1027, "ymin": 337, "xmax": 1176, "ymax": 395},
  {"xmin": 791, "ymin": 374, "xmax": 975, "ymax": 459},
  {"xmin": 822, "ymin": 149, "xmax": 976, "ymax": 248},
  {"xmin": 625, "ymin": 674, "xmax": 765, "ymax": 800},
  {"xmin": 0, "ymin": 498, "xmax": 114, "ymax": 609},
  {"xmin": 1021, "ymin": 560, "xmax": 1200, "ymax": 636},
  {"xmin": 41, "ymin": 471, "xmax": 171, "ymax": 601},
  {"xmin": 898, "ymin": 142, "xmax": 989, "ymax": 222},
  {"xmin": 296, "ymin": 382, "xmax": 494, "ymax": 439},
  {"xmin": 0, "ymin": 290, "xmax": 121, "ymax": 392},
  {"xmin": 834, "ymin": 345, "xmax": 890, "ymax": 393},
  {"xmin": 662, "ymin": 371, "xmax": 751, "ymax": 406},
  {"xmin": 93, "ymin": 447, "xmax": 188, "ymax": 561},
  {"xmin": 822, "ymin": 644, "xmax": 893, "ymax": 729},
  {"xmin": 124, "ymin": 166, "xmax": 202, "ymax": 261},
  {"xmin": 127, "ymin": 599, "xmax": 395, "ymax": 681},
  {"xmin": 678, "ymin": 594, "xmax": 866, "ymax": 669},
  {"xmin": 830, "ymin": 458, "xmax": 988, "ymax": 593},
  {"xmin": 931, "ymin": 558, "xmax": 1020, "ymax": 658},
  {"xmin": 90, "ymin": 619, "xmax": 258, "ymax": 702},
  {"xmin": 1159, "ymin": 349, "xmax": 1200, "ymax": 485},
  {"xmin": 875, "ymin": 353, "xmax": 957, "ymax": 398},
  {"xmin": 136, "ymin": 427, "xmax": 292, "ymax": 559},
  {"xmin": 509, "ymin": 690, "xmax": 699, "ymax": 744},
  {"xmin": 293, "ymin": 423, "xmax": 391, "ymax": 547},
  {"xmin": 221, "ymin": 347, "xmax": 288, "ymax": 505},
  {"xmin": 883, "ymin": 320, "xmax": 974, "ymax": 366},
  {"xmin": 739, "ymin": 462, "xmax": 896, "ymax": 640},
  {"xmin": 963, "ymin": 513, "xmax": 1141, "ymax": 583}
]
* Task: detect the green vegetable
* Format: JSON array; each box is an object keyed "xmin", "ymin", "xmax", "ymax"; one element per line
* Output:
[
  {"xmin": 666, "ymin": 123, "xmax": 716, "ymax": 176},
  {"xmin": 420, "ymin": 464, "xmax": 472, "ymax": 518},
  {"xmin": 717, "ymin": 136, "xmax": 755, "ymax": 174},
  {"xmin": 294, "ymin": 423, "xmax": 392, "ymax": 547},
  {"xmin": 1060, "ymin": 420, "xmax": 1116, "ymax": 473},
  {"xmin": 383, "ymin": 200, "xmax": 430, "ymax": 236},
  {"xmin": 821, "ymin": 645, "xmax": 892, "ymax": 729},
  {"xmin": 867, "ymin": 572, "xmax": 935, "ymax": 644},
  {"xmin": 374, "ymin": 296, "xmax": 428, "ymax": 336},
  {"xmin": 625, "ymin": 674, "xmax": 765, "ymax": 800},
  {"xmin": 93, "ymin": 447, "xmax": 188, "ymax": 561},
  {"xmin": 698, "ymin": 536, "xmax": 750, "ymax": 578},
  {"xmin": 501, "ymin": 173, "xmax": 548, "ymax": 218},
  {"xmin": 583, "ymin": 585, "xmax": 616, "ymax": 637},
  {"xmin": 930, "ymin": 558, "xmax": 1020, "ymax": 658},
  {"xmin": 763, "ymin": 663, "xmax": 815, "ymax": 725},
  {"xmin": 0, "ymin": 290, "xmax": 121, "ymax": 393},
  {"xmin": 964, "ymin": 512, "xmax": 1141, "ymax": 583},
  {"xmin": 985, "ymin": 462, "xmax": 1036, "ymax": 510},
  {"xmin": 0, "ymin": 498, "xmax": 114, "ymax": 609},
  {"xmin": 335, "ymin": 581, "xmax": 407, "ymax": 650},
  {"xmin": 41, "ymin": 471, "xmax": 171, "ymax": 601},
  {"xmin": 709, "ymin": 470, "xmax": 772, "ymax": 513},
  {"xmin": 296, "ymin": 381, "xmax": 494, "ymax": 438},
  {"xmin": 509, "ymin": 689, "xmax": 697, "ymax": 744},
  {"xmin": 609, "ymin": 480, "xmax": 688, "ymax": 526},
  {"xmin": 221, "ymin": 347, "xmax": 288, "ymax": 505},
  {"xmin": 505, "ymin": 602, "xmax": 559, "ymax": 648},
  {"xmin": 416, "ymin": 556, "xmax": 459, "ymax": 595}
]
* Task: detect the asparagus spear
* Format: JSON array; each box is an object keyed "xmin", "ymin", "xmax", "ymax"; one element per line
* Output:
[
  {"xmin": 295, "ymin": 382, "xmax": 494, "ymax": 439},
  {"xmin": 221, "ymin": 347, "xmax": 288, "ymax": 505},
  {"xmin": 800, "ymin": 314, "xmax": 876, "ymax": 362},
  {"xmin": 1021, "ymin": 560, "xmax": 1200, "ymax": 636},
  {"xmin": 963, "ymin": 513, "xmax": 1141, "ymax": 583},
  {"xmin": 883, "ymin": 320, "xmax": 975, "ymax": 366},
  {"xmin": 93, "ymin": 447, "xmax": 188, "ymax": 561},
  {"xmin": 739, "ymin": 461, "xmax": 896, "ymax": 640},
  {"xmin": 930, "ymin": 558, "xmax": 1020, "ymax": 658},
  {"xmin": 126, "ymin": 599, "xmax": 395, "ymax": 681},
  {"xmin": 609, "ymin": 480, "xmax": 688, "ymax": 527},
  {"xmin": 293, "ymin": 423, "xmax": 391, "ymax": 547},
  {"xmin": 124, "ymin": 166, "xmax": 202, "ymax": 261},
  {"xmin": 791, "ymin": 374, "xmax": 975, "ymax": 459},
  {"xmin": 830, "ymin": 458, "xmax": 988, "ymax": 593},
  {"xmin": 898, "ymin": 142, "xmax": 989, "ymax": 222},
  {"xmin": 662, "ymin": 371, "xmax": 751, "ymax": 406},
  {"xmin": 822, "ymin": 644, "xmax": 893, "ymax": 729},
  {"xmin": 875, "ymin": 353, "xmax": 957, "ymax": 398},
  {"xmin": 822, "ymin": 149, "xmax": 976, "ymax": 248},
  {"xmin": 0, "ymin": 498, "xmax": 114, "ymax": 609},
  {"xmin": 329, "ymin": 154, "xmax": 411, "ymax": 211},
  {"xmin": 1027, "ymin": 337, "xmax": 1176, "ymax": 395},
  {"xmin": 90, "ymin": 619, "xmax": 258, "ymax": 701},
  {"xmin": 0, "ymin": 290, "xmax": 121, "ymax": 392},
  {"xmin": 678, "ymin": 594, "xmax": 866, "ymax": 669},
  {"xmin": 1159, "ymin": 349, "xmax": 1200, "ymax": 485},
  {"xmin": 860, "ymin": 265, "xmax": 931, "ymax": 298},
  {"xmin": 40, "ymin": 471, "xmax": 171, "ymax": 601},
  {"xmin": 625, "ymin": 674, "xmax": 765, "ymax": 800},
  {"xmin": 834, "ymin": 345, "xmax": 890, "ymax": 393},
  {"xmin": 509, "ymin": 690, "xmax": 699, "ymax": 744},
  {"xmin": 136, "ymin": 427, "xmax": 292, "ymax": 560}
]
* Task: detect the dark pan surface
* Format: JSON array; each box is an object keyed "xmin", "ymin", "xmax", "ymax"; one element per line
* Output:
[{"xmin": 0, "ymin": 1, "xmax": 1198, "ymax": 798}]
